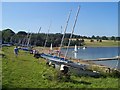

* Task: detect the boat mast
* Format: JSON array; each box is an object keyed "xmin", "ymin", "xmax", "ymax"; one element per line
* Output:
[
  {"xmin": 10, "ymin": 36, "xmax": 13, "ymax": 44},
  {"xmin": 22, "ymin": 32, "xmax": 29, "ymax": 46},
  {"xmin": 58, "ymin": 9, "xmax": 72, "ymax": 56},
  {"xmin": 35, "ymin": 27, "xmax": 41, "ymax": 46},
  {"xmin": 18, "ymin": 39, "xmax": 22, "ymax": 45},
  {"xmin": 44, "ymin": 22, "xmax": 52, "ymax": 49},
  {"xmin": 27, "ymin": 32, "xmax": 32, "ymax": 47},
  {"xmin": 61, "ymin": 26, "xmax": 62, "ymax": 34},
  {"xmin": 64, "ymin": 6, "xmax": 80, "ymax": 59},
  {"xmin": 38, "ymin": 27, "xmax": 41, "ymax": 34}
]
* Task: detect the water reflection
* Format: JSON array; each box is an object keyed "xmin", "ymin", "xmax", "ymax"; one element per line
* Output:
[{"xmin": 74, "ymin": 52, "xmax": 77, "ymax": 59}]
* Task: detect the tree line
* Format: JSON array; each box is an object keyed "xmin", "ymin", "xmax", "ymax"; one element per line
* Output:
[{"xmin": 1, "ymin": 29, "xmax": 120, "ymax": 47}]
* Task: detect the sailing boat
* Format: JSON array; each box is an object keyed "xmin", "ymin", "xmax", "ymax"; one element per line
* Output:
[
  {"xmin": 41, "ymin": 9, "xmax": 73, "ymax": 63},
  {"xmin": 58, "ymin": 6, "xmax": 100, "ymax": 77},
  {"xmin": 20, "ymin": 32, "xmax": 32, "ymax": 51},
  {"xmin": 74, "ymin": 45, "xmax": 78, "ymax": 53},
  {"xmin": 50, "ymin": 43, "xmax": 53, "ymax": 51},
  {"xmin": 41, "ymin": 6, "xmax": 84, "ymax": 66},
  {"xmin": 21, "ymin": 32, "xmax": 29, "ymax": 47},
  {"xmin": 40, "ymin": 6, "xmax": 100, "ymax": 77},
  {"xmin": 43, "ymin": 22, "xmax": 51, "ymax": 50},
  {"xmin": 83, "ymin": 46, "xmax": 87, "ymax": 50},
  {"xmin": 41, "ymin": 6, "xmax": 80, "ymax": 62},
  {"xmin": 58, "ymin": 9, "xmax": 72, "ymax": 57}
]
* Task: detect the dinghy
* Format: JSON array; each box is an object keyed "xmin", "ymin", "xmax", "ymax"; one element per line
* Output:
[
  {"xmin": 74, "ymin": 45, "xmax": 78, "ymax": 53},
  {"xmin": 83, "ymin": 46, "xmax": 87, "ymax": 50},
  {"xmin": 50, "ymin": 43, "xmax": 53, "ymax": 51}
]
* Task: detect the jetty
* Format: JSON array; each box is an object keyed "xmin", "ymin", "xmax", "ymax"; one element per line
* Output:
[{"xmin": 84, "ymin": 56, "xmax": 120, "ymax": 62}]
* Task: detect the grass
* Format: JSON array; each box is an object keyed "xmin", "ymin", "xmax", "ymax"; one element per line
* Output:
[
  {"xmin": 2, "ymin": 46, "xmax": 119, "ymax": 88},
  {"xmin": 84, "ymin": 39, "xmax": 119, "ymax": 47}
]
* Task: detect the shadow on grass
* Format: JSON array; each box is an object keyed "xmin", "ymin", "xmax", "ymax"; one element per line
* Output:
[
  {"xmin": 57, "ymin": 76, "xmax": 91, "ymax": 85},
  {"xmin": 69, "ymin": 79, "xmax": 91, "ymax": 85}
]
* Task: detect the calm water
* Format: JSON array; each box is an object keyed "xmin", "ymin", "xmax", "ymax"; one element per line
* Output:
[{"xmin": 61, "ymin": 47, "xmax": 119, "ymax": 68}]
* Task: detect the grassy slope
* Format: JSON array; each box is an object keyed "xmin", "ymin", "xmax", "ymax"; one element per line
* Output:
[
  {"xmin": 2, "ymin": 47, "xmax": 119, "ymax": 88},
  {"xmin": 84, "ymin": 39, "xmax": 119, "ymax": 47}
]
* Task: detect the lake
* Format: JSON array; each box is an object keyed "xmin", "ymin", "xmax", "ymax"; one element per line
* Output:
[{"xmin": 61, "ymin": 47, "xmax": 120, "ymax": 68}]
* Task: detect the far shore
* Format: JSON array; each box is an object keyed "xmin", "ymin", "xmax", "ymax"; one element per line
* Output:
[
  {"xmin": 34, "ymin": 45, "xmax": 119, "ymax": 50},
  {"xmin": 57, "ymin": 45, "xmax": 119, "ymax": 49},
  {"xmin": 66, "ymin": 45, "xmax": 119, "ymax": 47}
]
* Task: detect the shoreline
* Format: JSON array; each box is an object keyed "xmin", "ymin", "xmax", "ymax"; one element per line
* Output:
[
  {"xmin": 35, "ymin": 46, "xmax": 117, "ymax": 73},
  {"xmin": 60, "ymin": 46, "xmax": 119, "ymax": 49}
]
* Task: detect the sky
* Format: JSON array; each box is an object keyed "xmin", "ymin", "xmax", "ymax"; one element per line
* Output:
[{"xmin": 2, "ymin": 2, "xmax": 118, "ymax": 37}]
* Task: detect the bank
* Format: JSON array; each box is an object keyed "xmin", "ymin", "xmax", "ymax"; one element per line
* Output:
[{"xmin": 2, "ymin": 46, "xmax": 119, "ymax": 88}]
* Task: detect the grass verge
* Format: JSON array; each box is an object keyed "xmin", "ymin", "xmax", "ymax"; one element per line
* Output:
[{"xmin": 2, "ymin": 46, "xmax": 119, "ymax": 88}]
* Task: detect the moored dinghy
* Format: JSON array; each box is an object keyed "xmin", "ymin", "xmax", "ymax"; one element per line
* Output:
[
  {"xmin": 74, "ymin": 45, "xmax": 78, "ymax": 53},
  {"xmin": 50, "ymin": 43, "xmax": 53, "ymax": 51}
]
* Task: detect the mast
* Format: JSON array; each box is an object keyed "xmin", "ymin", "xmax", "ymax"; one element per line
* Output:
[
  {"xmin": 35, "ymin": 27, "xmax": 41, "ymax": 46},
  {"xmin": 58, "ymin": 9, "xmax": 72, "ymax": 56},
  {"xmin": 38, "ymin": 27, "xmax": 41, "ymax": 34},
  {"xmin": 22, "ymin": 37, "xmax": 25, "ymax": 46},
  {"xmin": 25, "ymin": 32, "xmax": 30, "ymax": 46},
  {"xmin": 18, "ymin": 39, "xmax": 22, "ymax": 45},
  {"xmin": 44, "ymin": 22, "xmax": 52, "ymax": 49},
  {"xmin": 10, "ymin": 37, "xmax": 13, "ymax": 43},
  {"xmin": 61, "ymin": 26, "xmax": 62, "ymax": 34},
  {"xmin": 64, "ymin": 6, "xmax": 80, "ymax": 59},
  {"xmin": 27, "ymin": 32, "xmax": 32, "ymax": 47},
  {"xmin": 22, "ymin": 32, "xmax": 29, "ymax": 46},
  {"xmin": 21, "ymin": 38, "xmax": 25, "ymax": 46}
]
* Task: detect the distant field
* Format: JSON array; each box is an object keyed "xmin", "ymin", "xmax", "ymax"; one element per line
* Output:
[
  {"xmin": 2, "ymin": 47, "xmax": 119, "ymax": 88},
  {"xmin": 84, "ymin": 39, "xmax": 119, "ymax": 47}
]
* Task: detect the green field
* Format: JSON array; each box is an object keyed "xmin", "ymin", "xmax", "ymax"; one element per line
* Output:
[
  {"xmin": 2, "ymin": 47, "xmax": 119, "ymax": 88},
  {"xmin": 84, "ymin": 39, "xmax": 119, "ymax": 47}
]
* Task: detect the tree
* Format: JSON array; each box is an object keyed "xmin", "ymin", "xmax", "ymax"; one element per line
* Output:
[
  {"xmin": 65, "ymin": 33, "xmax": 71, "ymax": 38},
  {"xmin": 101, "ymin": 36, "xmax": 108, "ymax": 40},
  {"xmin": 96, "ymin": 36, "xmax": 100, "ymax": 42},
  {"xmin": 2, "ymin": 29, "xmax": 15, "ymax": 43},
  {"xmin": 116, "ymin": 37, "xmax": 120, "ymax": 41},
  {"xmin": 99, "ymin": 39, "xmax": 102, "ymax": 42},
  {"xmin": 54, "ymin": 37, "xmax": 61, "ymax": 47},
  {"xmin": 63, "ymin": 38, "xmax": 69, "ymax": 46},
  {"xmin": 110, "ymin": 36, "xmax": 116, "ymax": 40},
  {"xmin": 79, "ymin": 39, "xmax": 85, "ymax": 46},
  {"xmin": 76, "ymin": 38, "xmax": 80, "ymax": 46},
  {"xmin": 90, "ymin": 39, "xmax": 94, "ymax": 42},
  {"xmin": 17, "ymin": 31, "xmax": 27, "ymax": 36},
  {"xmin": 83, "ymin": 36, "xmax": 87, "ymax": 39},
  {"xmin": 16, "ymin": 31, "xmax": 28, "ymax": 45},
  {"xmin": 91, "ymin": 35, "xmax": 96, "ymax": 39},
  {"xmin": 96, "ymin": 36, "xmax": 100, "ymax": 39}
]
